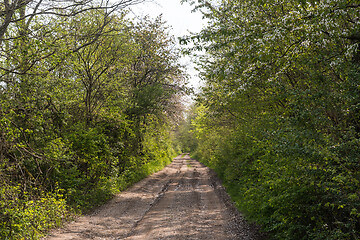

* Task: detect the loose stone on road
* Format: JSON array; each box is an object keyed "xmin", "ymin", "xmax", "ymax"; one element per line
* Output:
[{"xmin": 46, "ymin": 154, "xmax": 265, "ymax": 240}]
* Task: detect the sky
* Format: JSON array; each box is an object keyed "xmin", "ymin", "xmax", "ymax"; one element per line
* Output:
[{"xmin": 129, "ymin": 0, "xmax": 206, "ymax": 91}]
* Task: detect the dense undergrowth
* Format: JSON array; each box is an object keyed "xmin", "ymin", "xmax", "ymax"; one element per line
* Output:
[
  {"xmin": 0, "ymin": 6, "xmax": 185, "ymax": 239},
  {"xmin": 189, "ymin": 120, "xmax": 360, "ymax": 240},
  {"xmin": 0, "ymin": 126, "xmax": 176, "ymax": 239},
  {"xmin": 178, "ymin": 0, "xmax": 360, "ymax": 239}
]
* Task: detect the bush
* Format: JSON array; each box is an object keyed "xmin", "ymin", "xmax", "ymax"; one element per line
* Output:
[
  {"xmin": 0, "ymin": 185, "xmax": 69, "ymax": 240},
  {"xmin": 194, "ymin": 125, "xmax": 360, "ymax": 240}
]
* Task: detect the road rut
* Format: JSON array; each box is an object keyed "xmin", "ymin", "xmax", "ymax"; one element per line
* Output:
[{"xmin": 46, "ymin": 154, "xmax": 264, "ymax": 240}]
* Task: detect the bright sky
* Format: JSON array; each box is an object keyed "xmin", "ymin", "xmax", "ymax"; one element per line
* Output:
[{"xmin": 130, "ymin": 0, "xmax": 206, "ymax": 91}]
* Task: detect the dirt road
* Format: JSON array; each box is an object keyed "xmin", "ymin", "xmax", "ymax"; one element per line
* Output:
[{"xmin": 46, "ymin": 154, "xmax": 264, "ymax": 240}]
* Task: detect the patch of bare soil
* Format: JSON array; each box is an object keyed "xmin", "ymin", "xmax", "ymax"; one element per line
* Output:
[{"xmin": 45, "ymin": 154, "xmax": 266, "ymax": 240}]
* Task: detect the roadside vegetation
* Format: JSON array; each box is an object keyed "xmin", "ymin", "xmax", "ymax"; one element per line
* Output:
[
  {"xmin": 178, "ymin": 0, "xmax": 360, "ymax": 239},
  {"xmin": 2, "ymin": 0, "xmax": 360, "ymax": 239},
  {"xmin": 0, "ymin": 1, "xmax": 187, "ymax": 238}
]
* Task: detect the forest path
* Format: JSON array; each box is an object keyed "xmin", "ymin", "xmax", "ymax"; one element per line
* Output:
[{"xmin": 45, "ymin": 154, "xmax": 264, "ymax": 240}]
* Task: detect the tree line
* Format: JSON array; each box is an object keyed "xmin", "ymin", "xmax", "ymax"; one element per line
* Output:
[
  {"xmin": 178, "ymin": 0, "xmax": 360, "ymax": 239},
  {"xmin": 0, "ymin": 0, "xmax": 187, "ymax": 238}
]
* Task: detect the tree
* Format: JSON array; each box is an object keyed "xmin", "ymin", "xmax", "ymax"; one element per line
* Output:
[
  {"xmin": 182, "ymin": 0, "xmax": 360, "ymax": 239},
  {"xmin": 68, "ymin": 11, "xmax": 135, "ymax": 125},
  {"xmin": 124, "ymin": 16, "xmax": 188, "ymax": 155},
  {"xmin": 0, "ymin": 0, "xmax": 144, "ymax": 79},
  {"xmin": 0, "ymin": 8, "xmax": 188, "ymax": 238}
]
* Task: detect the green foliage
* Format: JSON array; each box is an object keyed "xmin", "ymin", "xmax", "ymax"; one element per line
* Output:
[
  {"xmin": 0, "ymin": 8, "xmax": 185, "ymax": 239},
  {"xmin": 0, "ymin": 185, "xmax": 69, "ymax": 240},
  {"xmin": 188, "ymin": 106, "xmax": 360, "ymax": 239},
  {"xmin": 174, "ymin": 105, "xmax": 198, "ymax": 153},
  {"xmin": 182, "ymin": 0, "xmax": 360, "ymax": 239}
]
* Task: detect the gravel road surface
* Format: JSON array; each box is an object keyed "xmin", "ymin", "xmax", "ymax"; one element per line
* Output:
[{"xmin": 45, "ymin": 154, "xmax": 265, "ymax": 240}]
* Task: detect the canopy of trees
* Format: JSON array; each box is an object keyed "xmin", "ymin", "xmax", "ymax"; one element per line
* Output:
[
  {"xmin": 179, "ymin": 0, "xmax": 360, "ymax": 239},
  {"xmin": 0, "ymin": 1, "xmax": 187, "ymax": 238}
]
